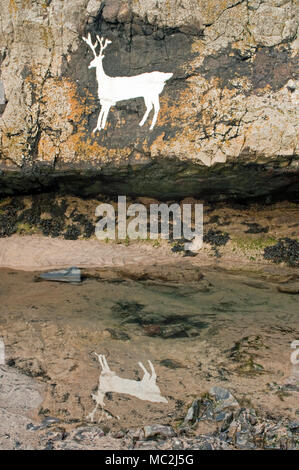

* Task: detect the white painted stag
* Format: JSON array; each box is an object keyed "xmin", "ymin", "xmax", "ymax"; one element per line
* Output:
[
  {"xmin": 83, "ymin": 33, "xmax": 173, "ymax": 132},
  {"xmin": 88, "ymin": 354, "xmax": 167, "ymax": 422}
]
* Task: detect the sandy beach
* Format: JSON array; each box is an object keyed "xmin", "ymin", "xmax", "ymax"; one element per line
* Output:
[{"xmin": 0, "ymin": 197, "xmax": 298, "ymax": 449}]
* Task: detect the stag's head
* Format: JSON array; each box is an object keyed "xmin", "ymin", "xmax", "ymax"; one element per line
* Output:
[{"xmin": 82, "ymin": 33, "xmax": 112, "ymax": 68}]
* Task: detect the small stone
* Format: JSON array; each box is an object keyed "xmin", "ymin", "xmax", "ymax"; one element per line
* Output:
[
  {"xmin": 235, "ymin": 431, "xmax": 255, "ymax": 449},
  {"xmin": 102, "ymin": 0, "xmax": 121, "ymax": 23},
  {"xmin": 44, "ymin": 441, "xmax": 54, "ymax": 450},
  {"xmin": 105, "ymin": 328, "xmax": 130, "ymax": 340},
  {"xmin": 288, "ymin": 421, "xmax": 299, "ymax": 432},
  {"xmin": 209, "ymin": 386, "xmax": 239, "ymax": 411},
  {"xmin": 39, "ymin": 267, "xmax": 81, "ymax": 283},
  {"xmin": 117, "ymin": 3, "xmax": 132, "ymax": 23},
  {"xmin": 86, "ymin": 0, "xmax": 102, "ymax": 17},
  {"xmin": 182, "ymin": 399, "xmax": 200, "ymax": 426},
  {"xmin": 112, "ymin": 430, "xmax": 126, "ymax": 439},
  {"xmin": 161, "ymin": 325, "xmax": 189, "ymax": 338},
  {"xmin": 144, "ymin": 425, "xmax": 175, "ymax": 440},
  {"xmin": 135, "ymin": 440, "xmax": 158, "ymax": 449},
  {"xmin": 160, "ymin": 358, "xmax": 184, "ymax": 369},
  {"xmin": 286, "ymin": 79, "xmax": 296, "ymax": 92},
  {"xmin": 277, "ymin": 283, "xmax": 299, "ymax": 294},
  {"xmin": 210, "ymin": 386, "xmax": 230, "ymax": 400},
  {"xmin": 172, "ymin": 439, "xmax": 184, "ymax": 449},
  {"xmin": 132, "ymin": 428, "xmax": 144, "ymax": 440}
]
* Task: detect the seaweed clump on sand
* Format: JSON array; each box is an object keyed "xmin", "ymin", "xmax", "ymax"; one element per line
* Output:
[
  {"xmin": 17, "ymin": 194, "xmax": 68, "ymax": 237},
  {"xmin": 64, "ymin": 224, "xmax": 81, "ymax": 240},
  {"xmin": 244, "ymin": 222, "xmax": 269, "ymax": 234},
  {"xmin": 71, "ymin": 211, "xmax": 94, "ymax": 238},
  {"xmin": 0, "ymin": 213, "xmax": 17, "ymax": 237},
  {"xmin": 39, "ymin": 218, "xmax": 65, "ymax": 237},
  {"xmin": 263, "ymin": 238, "xmax": 299, "ymax": 267},
  {"xmin": 0, "ymin": 197, "xmax": 25, "ymax": 237},
  {"xmin": 203, "ymin": 229, "xmax": 230, "ymax": 258}
]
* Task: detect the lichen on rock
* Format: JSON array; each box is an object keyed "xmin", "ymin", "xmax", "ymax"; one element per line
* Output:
[{"xmin": 0, "ymin": 0, "xmax": 298, "ymax": 199}]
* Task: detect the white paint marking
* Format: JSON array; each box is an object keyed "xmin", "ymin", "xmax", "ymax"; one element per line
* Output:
[
  {"xmin": 0, "ymin": 338, "xmax": 5, "ymax": 365},
  {"xmin": 83, "ymin": 34, "xmax": 173, "ymax": 132},
  {"xmin": 88, "ymin": 353, "xmax": 168, "ymax": 422}
]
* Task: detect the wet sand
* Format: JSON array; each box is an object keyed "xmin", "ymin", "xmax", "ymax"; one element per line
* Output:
[
  {"xmin": 0, "ymin": 261, "xmax": 298, "ymax": 448},
  {"xmin": 0, "ymin": 196, "xmax": 298, "ymax": 449}
]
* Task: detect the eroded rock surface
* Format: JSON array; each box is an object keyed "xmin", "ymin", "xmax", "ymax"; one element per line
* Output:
[{"xmin": 0, "ymin": 0, "xmax": 298, "ymax": 199}]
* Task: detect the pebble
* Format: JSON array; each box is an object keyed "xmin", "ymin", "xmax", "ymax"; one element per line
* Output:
[
  {"xmin": 182, "ymin": 399, "xmax": 200, "ymax": 426},
  {"xmin": 209, "ymin": 386, "xmax": 240, "ymax": 411},
  {"xmin": 144, "ymin": 425, "xmax": 175, "ymax": 440}
]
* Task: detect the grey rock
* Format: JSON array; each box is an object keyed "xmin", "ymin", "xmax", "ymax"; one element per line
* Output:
[
  {"xmin": 102, "ymin": 0, "xmax": 121, "ymax": 23},
  {"xmin": 73, "ymin": 426, "xmax": 105, "ymax": 442},
  {"xmin": 144, "ymin": 425, "xmax": 175, "ymax": 440},
  {"xmin": 39, "ymin": 267, "xmax": 81, "ymax": 283},
  {"xmin": 209, "ymin": 386, "xmax": 240, "ymax": 411},
  {"xmin": 182, "ymin": 399, "xmax": 200, "ymax": 426},
  {"xmin": 235, "ymin": 431, "xmax": 255, "ymax": 449},
  {"xmin": 117, "ymin": 3, "xmax": 132, "ymax": 23},
  {"xmin": 288, "ymin": 421, "xmax": 299, "ymax": 432},
  {"xmin": 210, "ymin": 386, "xmax": 231, "ymax": 400}
]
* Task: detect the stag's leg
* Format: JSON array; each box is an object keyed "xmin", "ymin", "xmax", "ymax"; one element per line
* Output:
[
  {"xmin": 100, "ymin": 104, "xmax": 111, "ymax": 130},
  {"xmin": 139, "ymin": 97, "xmax": 153, "ymax": 127},
  {"xmin": 138, "ymin": 362, "xmax": 150, "ymax": 380},
  {"xmin": 97, "ymin": 354, "xmax": 111, "ymax": 372},
  {"xmin": 87, "ymin": 390, "xmax": 105, "ymax": 422},
  {"xmin": 102, "ymin": 355, "xmax": 111, "ymax": 372},
  {"xmin": 148, "ymin": 360, "xmax": 157, "ymax": 382},
  {"xmin": 94, "ymin": 106, "xmax": 104, "ymax": 133},
  {"xmin": 96, "ymin": 353, "xmax": 105, "ymax": 370},
  {"xmin": 150, "ymin": 95, "xmax": 160, "ymax": 130},
  {"xmin": 94, "ymin": 353, "xmax": 110, "ymax": 373}
]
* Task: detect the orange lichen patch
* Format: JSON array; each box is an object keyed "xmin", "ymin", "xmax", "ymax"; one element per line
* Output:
[
  {"xmin": 1, "ymin": 130, "xmax": 26, "ymax": 156},
  {"xmin": 39, "ymin": 78, "xmax": 109, "ymax": 162},
  {"xmin": 9, "ymin": 0, "xmax": 18, "ymax": 13},
  {"xmin": 38, "ymin": 133, "xmax": 57, "ymax": 162},
  {"xmin": 233, "ymin": 34, "xmax": 258, "ymax": 53},
  {"xmin": 197, "ymin": 0, "xmax": 241, "ymax": 25},
  {"xmin": 22, "ymin": 70, "xmax": 133, "ymax": 165},
  {"xmin": 40, "ymin": 25, "xmax": 54, "ymax": 48},
  {"xmin": 191, "ymin": 39, "xmax": 207, "ymax": 58},
  {"xmin": 24, "ymin": 64, "xmax": 51, "ymax": 92},
  {"xmin": 254, "ymin": 84, "xmax": 273, "ymax": 95},
  {"xmin": 40, "ymin": 77, "xmax": 94, "ymax": 127},
  {"xmin": 157, "ymin": 87, "xmax": 198, "ymax": 128},
  {"xmin": 150, "ymin": 75, "xmax": 246, "ymax": 165},
  {"xmin": 59, "ymin": 132, "xmax": 132, "ymax": 164},
  {"xmin": 157, "ymin": 76, "xmax": 227, "ymax": 131},
  {"xmin": 221, "ymin": 135, "xmax": 245, "ymax": 158}
]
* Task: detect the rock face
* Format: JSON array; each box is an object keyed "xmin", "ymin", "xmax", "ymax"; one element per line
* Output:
[{"xmin": 0, "ymin": 0, "xmax": 298, "ymax": 199}]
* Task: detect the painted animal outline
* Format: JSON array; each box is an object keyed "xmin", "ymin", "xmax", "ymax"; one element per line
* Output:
[
  {"xmin": 291, "ymin": 340, "xmax": 299, "ymax": 365},
  {"xmin": 87, "ymin": 354, "xmax": 168, "ymax": 422},
  {"xmin": 0, "ymin": 337, "xmax": 4, "ymax": 365},
  {"xmin": 82, "ymin": 33, "xmax": 173, "ymax": 132}
]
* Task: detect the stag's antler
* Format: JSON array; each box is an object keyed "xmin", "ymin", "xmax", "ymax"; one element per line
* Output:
[
  {"xmin": 82, "ymin": 32, "xmax": 98, "ymax": 57},
  {"xmin": 96, "ymin": 36, "xmax": 112, "ymax": 55}
]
